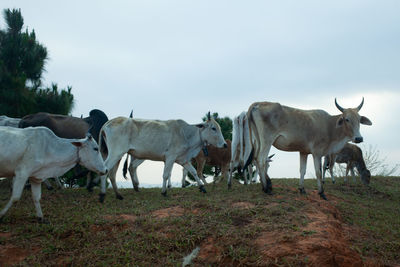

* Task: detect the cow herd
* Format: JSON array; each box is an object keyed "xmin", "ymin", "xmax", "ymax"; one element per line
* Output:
[{"xmin": 0, "ymin": 98, "xmax": 372, "ymax": 222}]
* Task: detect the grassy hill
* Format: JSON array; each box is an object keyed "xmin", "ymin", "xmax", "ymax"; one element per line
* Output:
[{"xmin": 0, "ymin": 176, "xmax": 399, "ymax": 266}]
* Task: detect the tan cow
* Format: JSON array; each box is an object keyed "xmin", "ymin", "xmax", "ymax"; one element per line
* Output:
[
  {"xmin": 242, "ymin": 98, "xmax": 372, "ymax": 200},
  {"xmin": 181, "ymin": 139, "xmax": 232, "ymax": 186},
  {"xmin": 323, "ymin": 143, "xmax": 371, "ymax": 185},
  {"xmin": 97, "ymin": 113, "xmax": 227, "ymax": 202}
]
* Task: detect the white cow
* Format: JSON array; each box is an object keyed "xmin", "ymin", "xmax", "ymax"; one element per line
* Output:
[
  {"xmin": 0, "ymin": 126, "xmax": 107, "ymax": 222},
  {"xmin": 228, "ymin": 112, "xmax": 274, "ymax": 187},
  {"xmin": 97, "ymin": 113, "xmax": 227, "ymax": 202},
  {"xmin": 0, "ymin": 115, "xmax": 59, "ymax": 190},
  {"xmin": 0, "ymin": 115, "xmax": 20, "ymax": 127},
  {"xmin": 242, "ymin": 98, "xmax": 372, "ymax": 199}
]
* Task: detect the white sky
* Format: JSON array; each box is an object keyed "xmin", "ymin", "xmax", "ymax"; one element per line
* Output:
[{"xmin": 2, "ymin": 1, "xmax": 399, "ymax": 186}]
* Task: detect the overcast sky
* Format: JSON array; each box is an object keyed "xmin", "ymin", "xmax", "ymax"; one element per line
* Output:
[{"xmin": 2, "ymin": 1, "xmax": 399, "ymax": 186}]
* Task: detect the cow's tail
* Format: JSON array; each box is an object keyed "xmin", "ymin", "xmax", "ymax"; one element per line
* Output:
[
  {"xmin": 231, "ymin": 115, "xmax": 240, "ymax": 166},
  {"xmin": 242, "ymin": 106, "xmax": 256, "ymax": 171},
  {"xmin": 239, "ymin": 112, "xmax": 245, "ymax": 163},
  {"xmin": 122, "ymin": 155, "xmax": 130, "ymax": 179}
]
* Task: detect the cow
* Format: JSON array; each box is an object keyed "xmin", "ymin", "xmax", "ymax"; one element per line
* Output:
[
  {"xmin": 0, "ymin": 126, "xmax": 107, "ymax": 222},
  {"xmin": 0, "ymin": 116, "xmax": 58, "ymax": 190},
  {"xmin": 228, "ymin": 112, "xmax": 273, "ymax": 187},
  {"xmin": 0, "ymin": 115, "xmax": 21, "ymax": 127},
  {"xmin": 322, "ymin": 143, "xmax": 371, "ymax": 185},
  {"xmin": 181, "ymin": 139, "xmax": 232, "ymax": 186},
  {"xmin": 242, "ymin": 98, "xmax": 372, "ymax": 200},
  {"xmin": 96, "ymin": 112, "xmax": 227, "ymax": 202},
  {"xmin": 19, "ymin": 109, "xmax": 108, "ymax": 189}
]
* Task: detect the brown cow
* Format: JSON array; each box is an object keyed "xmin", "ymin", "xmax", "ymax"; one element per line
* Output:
[
  {"xmin": 323, "ymin": 143, "xmax": 371, "ymax": 185},
  {"xmin": 242, "ymin": 98, "xmax": 372, "ymax": 200},
  {"xmin": 182, "ymin": 139, "xmax": 231, "ymax": 186}
]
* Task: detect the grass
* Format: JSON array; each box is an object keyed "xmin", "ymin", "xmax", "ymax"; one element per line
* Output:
[{"xmin": 0, "ymin": 176, "xmax": 399, "ymax": 266}]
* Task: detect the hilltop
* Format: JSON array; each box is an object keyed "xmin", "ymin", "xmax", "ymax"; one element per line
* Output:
[{"xmin": 0, "ymin": 176, "xmax": 399, "ymax": 266}]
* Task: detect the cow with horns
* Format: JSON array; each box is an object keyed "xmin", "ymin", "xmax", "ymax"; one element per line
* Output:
[{"xmin": 242, "ymin": 98, "xmax": 372, "ymax": 200}]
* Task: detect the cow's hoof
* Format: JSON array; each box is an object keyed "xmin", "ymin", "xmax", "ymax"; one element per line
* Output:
[
  {"xmin": 134, "ymin": 186, "xmax": 139, "ymax": 192},
  {"xmin": 263, "ymin": 187, "xmax": 273, "ymax": 195},
  {"xmin": 46, "ymin": 186, "xmax": 54, "ymax": 191},
  {"xmin": 37, "ymin": 217, "xmax": 49, "ymax": 224},
  {"xmin": 199, "ymin": 185, "xmax": 207, "ymax": 193},
  {"xmin": 228, "ymin": 183, "xmax": 232, "ymax": 190},
  {"xmin": 86, "ymin": 186, "xmax": 94, "ymax": 193},
  {"xmin": 299, "ymin": 188, "xmax": 307, "ymax": 195},
  {"xmin": 99, "ymin": 193, "xmax": 106, "ymax": 203},
  {"xmin": 322, "ymin": 180, "xmax": 325, "ymax": 184},
  {"xmin": 116, "ymin": 194, "xmax": 124, "ymax": 200},
  {"xmin": 161, "ymin": 191, "xmax": 167, "ymax": 197},
  {"xmin": 332, "ymin": 180, "xmax": 336, "ymax": 184},
  {"xmin": 319, "ymin": 191, "xmax": 328, "ymax": 200}
]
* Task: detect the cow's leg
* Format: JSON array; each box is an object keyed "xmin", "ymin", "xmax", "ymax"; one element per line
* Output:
[
  {"xmin": 183, "ymin": 162, "xmax": 206, "ymax": 193},
  {"xmin": 108, "ymin": 159, "xmax": 123, "ymax": 200},
  {"xmin": 298, "ymin": 153, "xmax": 308, "ymax": 194},
  {"xmin": 322, "ymin": 157, "xmax": 328, "ymax": 184},
  {"xmin": 349, "ymin": 164, "xmax": 356, "ymax": 183},
  {"xmin": 129, "ymin": 159, "xmax": 143, "ymax": 191},
  {"xmin": 54, "ymin": 177, "xmax": 63, "ymax": 189},
  {"xmin": 99, "ymin": 153, "xmax": 125, "ymax": 202},
  {"xmin": 227, "ymin": 162, "xmax": 234, "ymax": 189},
  {"xmin": 161, "ymin": 159, "xmax": 175, "ymax": 196},
  {"xmin": 30, "ymin": 181, "xmax": 45, "ymax": 222},
  {"xmin": 257, "ymin": 152, "xmax": 272, "ymax": 194},
  {"xmin": 196, "ymin": 159, "xmax": 207, "ymax": 185},
  {"xmin": 43, "ymin": 179, "xmax": 54, "ymax": 190},
  {"xmin": 312, "ymin": 154, "xmax": 327, "ymax": 200},
  {"xmin": 0, "ymin": 175, "xmax": 28, "ymax": 219},
  {"xmin": 181, "ymin": 168, "xmax": 188, "ymax": 188}
]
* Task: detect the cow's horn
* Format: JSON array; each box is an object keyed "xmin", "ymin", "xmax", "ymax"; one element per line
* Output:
[
  {"xmin": 207, "ymin": 111, "xmax": 211, "ymax": 120},
  {"xmin": 335, "ymin": 98, "xmax": 344, "ymax": 112},
  {"xmin": 356, "ymin": 97, "xmax": 364, "ymax": 111}
]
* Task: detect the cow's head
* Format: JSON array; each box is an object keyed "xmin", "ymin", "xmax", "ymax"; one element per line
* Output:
[
  {"xmin": 335, "ymin": 97, "xmax": 372, "ymax": 143},
  {"xmin": 361, "ymin": 169, "xmax": 371, "ymax": 185},
  {"xmin": 72, "ymin": 133, "xmax": 108, "ymax": 175},
  {"xmin": 197, "ymin": 112, "xmax": 227, "ymax": 148}
]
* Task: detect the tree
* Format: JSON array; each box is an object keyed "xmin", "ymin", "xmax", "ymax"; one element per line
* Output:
[{"xmin": 0, "ymin": 8, "xmax": 74, "ymax": 117}]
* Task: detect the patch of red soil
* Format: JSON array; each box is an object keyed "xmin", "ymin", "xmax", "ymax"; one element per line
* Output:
[
  {"xmin": 0, "ymin": 245, "xmax": 40, "ymax": 266},
  {"xmin": 0, "ymin": 232, "xmax": 12, "ymax": 239},
  {"xmin": 196, "ymin": 237, "xmax": 223, "ymax": 264},
  {"xmin": 255, "ymin": 192, "xmax": 363, "ymax": 266},
  {"xmin": 117, "ymin": 214, "xmax": 137, "ymax": 222},
  {"xmin": 152, "ymin": 206, "xmax": 185, "ymax": 219},
  {"xmin": 232, "ymin": 201, "xmax": 255, "ymax": 209}
]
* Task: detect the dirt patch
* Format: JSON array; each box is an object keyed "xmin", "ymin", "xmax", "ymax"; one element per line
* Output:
[
  {"xmin": 0, "ymin": 245, "xmax": 40, "ymax": 266},
  {"xmin": 196, "ymin": 237, "xmax": 223, "ymax": 264},
  {"xmin": 255, "ymin": 192, "xmax": 363, "ymax": 266},
  {"xmin": 232, "ymin": 201, "xmax": 255, "ymax": 209},
  {"xmin": 0, "ymin": 232, "xmax": 12, "ymax": 239},
  {"xmin": 152, "ymin": 206, "xmax": 185, "ymax": 219}
]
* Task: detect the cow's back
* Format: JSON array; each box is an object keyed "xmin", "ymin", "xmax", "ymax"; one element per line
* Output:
[{"xmin": 19, "ymin": 112, "xmax": 89, "ymax": 139}]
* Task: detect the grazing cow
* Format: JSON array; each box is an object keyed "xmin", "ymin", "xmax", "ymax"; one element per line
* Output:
[
  {"xmin": 323, "ymin": 143, "xmax": 371, "ymax": 185},
  {"xmin": 242, "ymin": 98, "xmax": 372, "ymax": 200},
  {"xmin": 19, "ymin": 109, "xmax": 108, "ymax": 189},
  {"xmin": 181, "ymin": 139, "xmax": 232, "ymax": 186},
  {"xmin": 0, "ymin": 127, "xmax": 107, "ymax": 222},
  {"xmin": 0, "ymin": 115, "xmax": 21, "ymax": 127},
  {"xmin": 97, "ymin": 112, "xmax": 227, "ymax": 202}
]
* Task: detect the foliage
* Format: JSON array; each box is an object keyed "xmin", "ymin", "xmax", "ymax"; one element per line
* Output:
[{"xmin": 0, "ymin": 8, "xmax": 74, "ymax": 117}]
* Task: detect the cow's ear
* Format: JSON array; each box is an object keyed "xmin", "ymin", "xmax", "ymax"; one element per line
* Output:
[
  {"xmin": 336, "ymin": 117, "xmax": 344, "ymax": 127},
  {"xmin": 72, "ymin": 142, "xmax": 82, "ymax": 147},
  {"xmin": 360, "ymin": 116, "xmax": 372, "ymax": 126},
  {"xmin": 195, "ymin": 123, "xmax": 205, "ymax": 128}
]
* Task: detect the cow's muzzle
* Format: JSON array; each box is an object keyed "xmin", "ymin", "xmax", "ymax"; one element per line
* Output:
[
  {"xmin": 354, "ymin": 137, "xmax": 363, "ymax": 143},
  {"xmin": 223, "ymin": 143, "xmax": 228, "ymax": 148}
]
